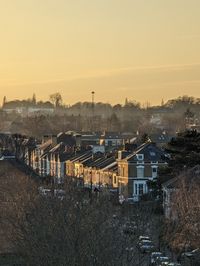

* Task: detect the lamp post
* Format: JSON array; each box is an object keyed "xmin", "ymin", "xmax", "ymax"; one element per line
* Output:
[
  {"xmin": 91, "ymin": 91, "xmax": 95, "ymax": 132},
  {"xmin": 91, "ymin": 91, "xmax": 95, "ymax": 106}
]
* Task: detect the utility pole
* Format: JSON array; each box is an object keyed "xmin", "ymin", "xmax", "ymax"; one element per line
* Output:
[{"xmin": 91, "ymin": 91, "xmax": 95, "ymax": 132}]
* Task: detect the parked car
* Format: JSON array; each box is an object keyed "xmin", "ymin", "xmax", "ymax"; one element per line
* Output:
[
  {"xmin": 150, "ymin": 252, "xmax": 163, "ymax": 265},
  {"xmin": 181, "ymin": 248, "xmax": 199, "ymax": 258},
  {"xmin": 54, "ymin": 189, "xmax": 66, "ymax": 200},
  {"xmin": 139, "ymin": 240, "xmax": 155, "ymax": 253},
  {"xmin": 167, "ymin": 263, "xmax": 181, "ymax": 266},
  {"xmin": 155, "ymin": 256, "xmax": 170, "ymax": 266},
  {"xmin": 38, "ymin": 186, "xmax": 52, "ymax": 197},
  {"xmin": 181, "ymin": 248, "xmax": 200, "ymax": 265},
  {"xmin": 139, "ymin": 235, "xmax": 150, "ymax": 241}
]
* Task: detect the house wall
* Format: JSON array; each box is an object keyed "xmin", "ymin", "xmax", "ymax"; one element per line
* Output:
[
  {"xmin": 118, "ymin": 176, "xmax": 129, "ymax": 198},
  {"xmin": 127, "ymin": 162, "xmax": 161, "ymax": 178},
  {"xmin": 118, "ymin": 157, "xmax": 167, "ymax": 201},
  {"xmin": 100, "ymin": 138, "xmax": 123, "ymax": 147},
  {"xmin": 66, "ymin": 161, "xmax": 75, "ymax": 177},
  {"xmin": 74, "ymin": 162, "xmax": 84, "ymax": 178},
  {"xmin": 83, "ymin": 167, "xmax": 114, "ymax": 188},
  {"xmin": 112, "ymin": 172, "xmax": 118, "ymax": 188}
]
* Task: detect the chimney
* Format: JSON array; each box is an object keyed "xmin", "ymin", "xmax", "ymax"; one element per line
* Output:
[
  {"xmin": 51, "ymin": 135, "xmax": 57, "ymax": 145},
  {"xmin": 42, "ymin": 135, "xmax": 51, "ymax": 143}
]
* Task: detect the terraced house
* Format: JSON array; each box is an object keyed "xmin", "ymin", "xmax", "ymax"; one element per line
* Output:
[
  {"xmin": 83, "ymin": 155, "xmax": 117, "ymax": 189},
  {"xmin": 65, "ymin": 148, "xmax": 118, "ymax": 189},
  {"xmin": 117, "ymin": 142, "xmax": 168, "ymax": 202},
  {"xmin": 29, "ymin": 132, "xmax": 79, "ymax": 181}
]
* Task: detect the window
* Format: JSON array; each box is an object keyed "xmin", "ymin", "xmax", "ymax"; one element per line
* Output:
[
  {"xmin": 137, "ymin": 166, "xmax": 144, "ymax": 178},
  {"xmin": 108, "ymin": 140, "xmax": 113, "ymax": 146},
  {"xmin": 137, "ymin": 154, "xmax": 144, "ymax": 161},
  {"xmin": 138, "ymin": 184, "xmax": 144, "ymax": 195},
  {"xmin": 135, "ymin": 184, "xmax": 138, "ymax": 195},
  {"xmin": 152, "ymin": 167, "xmax": 158, "ymax": 178}
]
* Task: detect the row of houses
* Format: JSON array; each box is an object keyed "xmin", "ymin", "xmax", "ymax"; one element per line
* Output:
[{"xmin": 19, "ymin": 131, "xmax": 169, "ymax": 202}]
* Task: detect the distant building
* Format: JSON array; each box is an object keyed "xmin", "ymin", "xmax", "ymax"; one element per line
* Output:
[
  {"xmin": 149, "ymin": 132, "xmax": 174, "ymax": 147},
  {"xmin": 81, "ymin": 133, "xmax": 100, "ymax": 146},
  {"xmin": 2, "ymin": 100, "xmax": 54, "ymax": 116},
  {"xmin": 100, "ymin": 132, "xmax": 124, "ymax": 147}
]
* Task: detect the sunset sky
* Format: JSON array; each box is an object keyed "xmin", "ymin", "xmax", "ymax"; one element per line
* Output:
[{"xmin": 0, "ymin": 0, "xmax": 200, "ymax": 105}]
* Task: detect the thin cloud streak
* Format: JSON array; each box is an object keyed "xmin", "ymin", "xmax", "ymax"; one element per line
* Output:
[{"xmin": 1, "ymin": 62, "xmax": 200, "ymax": 88}]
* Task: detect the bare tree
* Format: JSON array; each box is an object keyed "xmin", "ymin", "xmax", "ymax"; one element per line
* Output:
[
  {"xmin": 0, "ymin": 161, "xmax": 160, "ymax": 266},
  {"xmin": 49, "ymin": 93, "xmax": 62, "ymax": 108},
  {"xmin": 164, "ymin": 167, "xmax": 200, "ymax": 253}
]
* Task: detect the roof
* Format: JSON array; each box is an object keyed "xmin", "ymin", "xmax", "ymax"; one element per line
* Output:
[
  {"xmin": 67, "ymin": 150, "xmax": 92, "ymax": 163},
  {"xmin": 94, "ymin": 157, "xmax": 115, "ymax": 169},
  {"xmin": 81, "ymin": 135, "xmax": 100, "ymax": 140},
  {"xmin": 49, "ymin": 142, "xmax": 66, "ymax": 153},
  {"xmin": 124, "ymin": 142, "xmax": 149, "ymax": 161},
  {"xmin": 162, "ymin": 177, "xmax": 180, "ymax": 189},
  {"xmin": 124, "ymin": 142, "xmax": 167, "ymax": 162},
  {"xmin": 39, "ymin": 139, "xmax": 53, "ymax": 151},
  {"xmin": 57, "ymin": 132, "xmax": 76, "ymax": 146},
  {"xmin": 102, "ymin": 161, "xmax": 117, "ymax": 171},
  {"xmin": 100, "ymin": 132, "xmax": 123, "ymax": 139},
  {"xmin": 84, "ymin": 156, "xmax": 116, "ymax": 170},
  {"xmin": 149, "ymin": 134, "xmax": 174, "ymax": 144},
  {"xmin": 22, "ymin": 138, "xmax": 37, "ymax": 148}
]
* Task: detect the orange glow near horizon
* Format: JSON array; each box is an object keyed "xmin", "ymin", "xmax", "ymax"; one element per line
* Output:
[{"xmin": 0, "ymin": 0, "xmax": 200, "ymax": 105}]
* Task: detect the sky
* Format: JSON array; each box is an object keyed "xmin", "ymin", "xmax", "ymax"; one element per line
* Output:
[{"xmin": 0, "ymin": 0, "xmax": 200, "ymax": 105}]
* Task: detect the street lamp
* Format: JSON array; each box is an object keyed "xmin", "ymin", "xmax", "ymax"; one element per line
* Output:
[
  {"xmin": 91, "ymin": 91, "xmax": 95, "ymax": 115},
  {"xmin": 91, "ymin": 91, "xmax": 95, "ymax": 132}
]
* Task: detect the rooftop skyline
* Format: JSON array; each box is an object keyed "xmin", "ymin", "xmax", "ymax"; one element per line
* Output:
[{"xmin": 0, "ymin": 0, "xmax": 200, "ymax": 104}]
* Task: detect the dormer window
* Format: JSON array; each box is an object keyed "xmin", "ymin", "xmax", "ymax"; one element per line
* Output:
[
  {"xmin": 150, "ymin": 151, "xmax": 156, "ymax": 156},
  {"xmin": 137, "ymin": 154, "xmax": 144, "ymax": 161}
]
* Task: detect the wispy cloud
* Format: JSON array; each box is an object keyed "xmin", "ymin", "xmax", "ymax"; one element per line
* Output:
[{"xmin": 1, "ymin": 62, "xmax": 200, "ymax": 88}]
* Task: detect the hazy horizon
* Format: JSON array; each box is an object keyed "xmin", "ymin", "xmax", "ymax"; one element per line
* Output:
[{"xmin": 0, "ymin": 0, "xmax": 200, "ymax": 105}]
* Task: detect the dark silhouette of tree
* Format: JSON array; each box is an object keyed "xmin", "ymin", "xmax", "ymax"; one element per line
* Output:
[
  {"xmin": 32, "ymin": 93, "xmax": 36, "ymax": 105},
  {"xmin": 164, "ymin": 167, "xmax": 200, "ymax": 256},
  {"xmin": 165, "ymin": 130, "xmax": 200, "ymax": 172},
  {"xmin": 3, "ymin": 178, "xmax": 151, "ymax": 266},
  {"xmin": 49, "ymin": 93, "xmax": 62, "ymax": 108},
  {"xmin": 1, "ymin": 94, "xmax": 200, "ymax": 135},
  {"xmin": 109, "ymin": 113, "xmax": 121, "ymax": 132},
  {"xmin": 184, "ymin": 108, "xmax": 194, "ymax": 119},
  {"xmin": 2, "ymin": 96, "xmax": 7, "ymax": 107},
  {"xmin": 158, "ymin": 130, "xmax": 200, "ymax": 185}
]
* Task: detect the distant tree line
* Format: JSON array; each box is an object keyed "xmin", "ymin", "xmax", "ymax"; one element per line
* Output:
[{"xmin": 1, "ymin": 94, "xmax": 200, "ymax": 137}]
